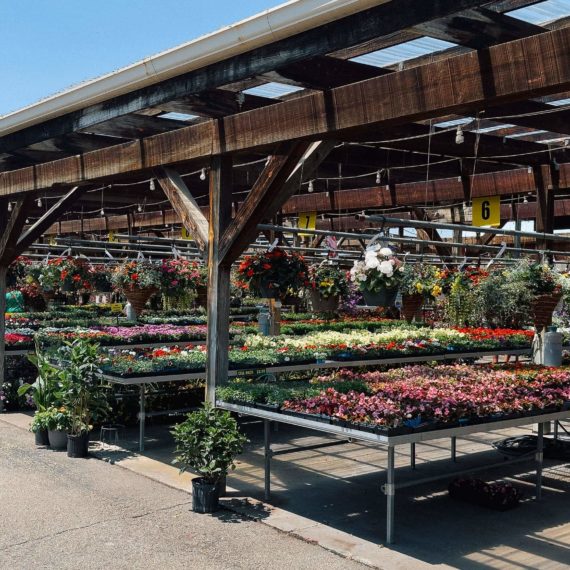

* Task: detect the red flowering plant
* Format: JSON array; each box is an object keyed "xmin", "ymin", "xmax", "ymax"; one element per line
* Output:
[
  {"xmin": 237, "ymin": 248, "xmax": 309, "ymax": 298},
  {"xmin": 33, "ymin": 257, "xmax": 90, "ymax": 292},
  {"xmin": 110, "ymin": 260, "xmax": 162, "ymax": 292}
]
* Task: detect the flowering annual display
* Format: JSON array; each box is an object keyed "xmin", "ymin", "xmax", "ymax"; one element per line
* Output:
[
  {"xmin": 37, "ymin": 324, "xmax": 239, "ymax": 346},
  {"xmin": 350, "ymin": 246, "xmax": 403, "ymax": 293},
  {"xmin": 280, "ymin": 364, "xmax": 570, "ymax": 434},
  {"xmin": 28, "ymin": 257, "xmax": 91, "ymax": 293},
  {"xmin": 400, "ymin": 264, "xmax": 440, "ymax": 299},
  {"xmin": 159, "ymin": 259, "xmax": 205, "ymax": 295},
  {"xmin": 96, "ymin": 327, "xmax": 534, "ymax": 378},
  {"xmin": 237, "ymin": 248, "xmax": 309, "ymax": 297}
]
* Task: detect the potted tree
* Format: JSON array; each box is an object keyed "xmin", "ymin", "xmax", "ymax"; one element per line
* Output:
[
  {"xmin": 349, "ymin": 246, "xmax": 403, "ymax": 306},
  {"xmin": 306, "ymin": 263, "xmax": 348, "ymax": 312},
  {"xmin": 111, "ymin": 260, "xmax": 161, "ymax": 317},
  {"xmin": 172, "ymin": 403, "xmax": 248, "ymax": 513},
  {"xmin": 237, "ymin": 248, "xmax": 308, "ymax": 299},
  {"xmin": 57, "ymin": 339, "xmax": 110, "ymax": 458}
]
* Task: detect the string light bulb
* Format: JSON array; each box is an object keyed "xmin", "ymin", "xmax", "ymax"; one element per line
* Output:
[
  {"xmin": 7, "ymin": 202, "xmax": 12, "ymax": 212},
  {"xmin": 523, "ymin": 195, "xmax": 528, "ymax": 204},
  {"xmin": 36, "ymin": 198, "xmax": 42, "ymax": 207},
  {"xmin": 199, "ymin": 168, "xmax": 206, "ymax": 181},
  {"xmin": 149, "ymin": 179, "xmax": 156, "ymax": 191},
  {"xmin": 455, "ymin": 125, "xmax": 464, "ymax": 145},
  {"xmin": 100, "ymin": 208, "xmax": 105, "ymax": 217},
  {"xmin": 376, "ymin": 170, "xmax": 382, "ymax": 184},
  {"xmin": 25, "ymin": 218, "xmax": 29, "ymax": 224},
  {"xmin": 308, "ymin": 180, "xmax": 314, "ymax": 193},
  {"xmin": 137, "ymin": 204, "xmax": 143, "ymax": 212}
]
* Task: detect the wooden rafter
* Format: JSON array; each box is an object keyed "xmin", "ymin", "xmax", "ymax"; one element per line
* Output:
[
  {"xmin": 2, "ymin": 27, "xmax": 570, "ymax": 195},
  {"xmin": 0, "ymin": 0, "xmax": 492, "ymax": 154},
  {"xmin": 155, "ymin": 167, "xmax": 209, "ymax": 255},
  {"xmin": 13, "ymin": 186, "xmax": 86, "ymax": 259},
  {"xmin": 0, "ymin": 195, "xmax": 35, "ymax": 264}
]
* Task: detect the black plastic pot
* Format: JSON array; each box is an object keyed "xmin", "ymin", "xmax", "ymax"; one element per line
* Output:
[
  {"xmin": 48, "ymin": 429, "xmax": 68, "ymax": 450},
  {"xmin": 362, "ymin": 288, "xmax": 398, "ymax": 307},
  {"xmin": 34, "ymin": 429, "xmax": 50, "ymax": 446},
  {"xmin": 67, "ymin": 432, "xmax": 90, "ymax": 458},
  {"xmin": 192, "ymin": 477, "xmax": 220, "ymax": 513}
]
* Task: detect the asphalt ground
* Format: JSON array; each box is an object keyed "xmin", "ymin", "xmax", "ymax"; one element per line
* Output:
[{"xmin": 0, "ymin": 422, "xmax": 365, "ymax": 570}]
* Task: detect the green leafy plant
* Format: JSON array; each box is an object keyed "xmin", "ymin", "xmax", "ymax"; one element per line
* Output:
[
  {"xmin": 172, "ymin": 403, "xmax": 248, "ymax": 484},
  {"xmin": 57, "ymin": 339, "xmax": 110, "ymax": 435},
  {"xmin": 18, "ymin": 345, "xmax": 61, "ymax": 412},
  {"xmin": 31, "ymin": 406, "xmax": 72, "ymax": 432},
  {"xmin": 400, "ymin": 264, "xmax": 440, "ymax": 298}
]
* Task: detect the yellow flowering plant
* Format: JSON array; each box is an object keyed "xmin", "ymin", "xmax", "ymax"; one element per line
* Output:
[
  {"xmin": 307, "ymin": 264, "xmax": 349, "ymax": 299},
  {"xmin": 400, "ymin": 264, "xmax": 440, "ymax": 299}
]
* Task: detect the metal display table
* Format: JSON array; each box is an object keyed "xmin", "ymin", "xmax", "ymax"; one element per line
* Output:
[
  {"xmin": 217, "ymin": 402, "xmax": 570, "ymax": 545},
  {"xmin": 101, "ymin": 348, "xmax": 531, "ymax": 452}
]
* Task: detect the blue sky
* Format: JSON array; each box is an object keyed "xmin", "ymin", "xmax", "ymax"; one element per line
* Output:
[{"xmin": 0, "ymin": 0, "xmax": 281, "ymax": 116}]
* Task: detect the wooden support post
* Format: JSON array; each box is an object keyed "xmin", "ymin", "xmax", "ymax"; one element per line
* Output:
[
  {"xmin": 269, "ymin": 299, "xmax": 281, "ymax": 336},
  {"xmin": 534, "ymin": 163, "xmax": 558, "ymax": 260},
  {"xmin": 0, "ymin": 200, "xmax": 9, "ymax": 411},
  {"xmin": 205, "ymin": 154, "xmax": 233, "ymax": 405}
]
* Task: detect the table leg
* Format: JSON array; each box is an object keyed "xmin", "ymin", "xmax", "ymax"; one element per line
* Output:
[
  {"xmin": 139, "ymin": 384, "xmax": 146, "ymax": 452},
  {"xmin": 410, "ymin": 443, "xmax": 416, "ymax": 470},
  {"xmin": 451, "ymin": 436, "xmax": 457, "ymax": 462},
  {"xmin": 554, "ymin": 421, "xmax": 559, "ymax": 441},
  {"xmin": 536, "ymin": 422, "xmax": 544, "ymax": 500},
  {"xmin": 386, "ymin": 445, "xmax": 396, "ymax": 545},
  {"xmin": 264, "ymin": 419, "xmax": 271, "ymax": 501}
]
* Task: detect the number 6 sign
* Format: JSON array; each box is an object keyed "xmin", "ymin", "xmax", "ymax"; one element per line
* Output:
[{"xmin": 472, "ymin": 196, "xmax": 500, "ymax": 227}]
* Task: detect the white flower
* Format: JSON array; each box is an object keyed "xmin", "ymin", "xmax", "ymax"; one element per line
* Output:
[
  {"xmin": 379, "ymin": 260, "xmax": 394, "ymax": 276},
  {"xmin": 364, "ymin": 251, "xmax": 380, "ymax": 269},
  {"xmin": 379, "ymin": 247, "xmax": 393, "ymax": 257}
]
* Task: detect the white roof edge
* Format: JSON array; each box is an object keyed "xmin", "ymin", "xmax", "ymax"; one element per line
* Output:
[{"xmin": 0, "ymin": 0, "xmax": 389, "ymax": 138}]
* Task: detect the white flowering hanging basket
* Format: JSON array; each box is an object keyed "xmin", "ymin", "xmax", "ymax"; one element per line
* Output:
[{"xmin": 350, "ymin": 246, "xmax": 402, "ymax": 307}]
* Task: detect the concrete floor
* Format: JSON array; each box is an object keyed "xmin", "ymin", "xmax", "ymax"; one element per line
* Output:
[
  {"xmin": 120, "ymin": 416, "xmax": 570, "ymax": 569},
  {"xmin": 0, "ymin": 420, "xmax": 366, "ymax": 570},
  {"xmin": 4, "ymin": 411, "xmax": 570, "ymax": 569}
]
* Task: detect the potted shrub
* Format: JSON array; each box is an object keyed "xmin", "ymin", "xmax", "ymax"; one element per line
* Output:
[
  {"xmin": 306, "ymin": 263, "xmax": 348, "ymax": 312},
  {"xmin": 57, "ymin": 339, "xmax": 110, "ymax": 458},
  {"xmin": 349, "ymin": 246, "xmax": 403, "ymax": 306},
  {"xmin": 237, "ymin": 248, "xmax": 308, "ymax": 299},
  {"xmin": 111, "ymin": 260, "xmax": 162, "ymax": 316},
  {"xmin": 400, "ymin": 264, "xmax": 439, "ymax": 322},
  {"xmin": 172, "ymin": 403, "xmax": 248, "ymax": 513}
]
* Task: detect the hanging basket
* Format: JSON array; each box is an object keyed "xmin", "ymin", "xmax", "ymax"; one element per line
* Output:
[
  {"xmin": 362, "ymin": 287, "xmax": 398, "ymax": 307},
  {"xmin": 258, "ymin": 283, "xmax": 280, "ymax": 299},
  {"xmin": 531, "ymin": 291, "xmax": 562, "ymax": 331},
  {"xmin": 401, "ymin": 294, "xmax": 424, "ymax": 322},
  {"xmin": 309, "ymin": 290, "xmax": 339, "ymax": 312},
  {"xmin": 123, "ymin": 287, "xmax": 158, "ymax": 315}
]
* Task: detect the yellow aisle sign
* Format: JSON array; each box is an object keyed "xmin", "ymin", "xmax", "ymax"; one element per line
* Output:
[
  {"xmin": 110, "ymin": 303, "xmax": 123, "ymax": 313},
  {"xmin": 298, "ymin": 211, "xmax": 317, "ymax": 237},
  {"xmin": 472, "ymin": 196, "xmax": 500, "ymax": 227},
  {"xmin": 181, "ymin": 227, "xmax": 192, "ymax": 240}
]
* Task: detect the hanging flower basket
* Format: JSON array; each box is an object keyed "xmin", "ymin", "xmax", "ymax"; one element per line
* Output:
[
  {"xmin": 309, "ymin": 290, "xmax": 339, "ymax": 312},
  {"xmin": 531, "ymin": 291, "xmax": 562, "ymax": 331},
  {"xmin": 401, "ymin": 294, "xmax": 424, "ymax": 322},
  {"xmin": 362, "ymin": 287, "xmax": 398, "ymax": 307},
  {"xmin": 124, "ymin": 287, "xmax": 158, "ymax": 315},
  {"xmin": 258, "ymin": 283, "xmax": 280, "ymax": 299}
]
